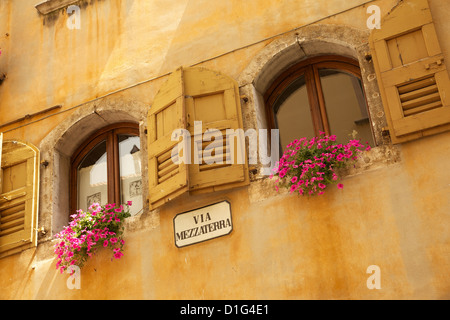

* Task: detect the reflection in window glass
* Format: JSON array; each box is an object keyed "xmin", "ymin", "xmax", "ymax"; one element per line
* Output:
[
  {"xmin": 274, "ymin": 75, "xmax": 315, "ymax": 151},
  {"xmin": 118, "ymin": 135, "xmax": 142, "ymax": 215},
  {"xmin": 319, "ymin": 69, "xmax": 374, "ymax": 146},
  {"xmin": 77, "ymin": 140, "xmax": 108, "ymax": 212}
]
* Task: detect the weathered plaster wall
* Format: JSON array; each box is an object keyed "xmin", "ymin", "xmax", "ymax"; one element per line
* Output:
[
  {"xmin": 2, "ymin": 129, "xmax": 449, "ymax": 299},
  {"xmin": 0, "ymin": 0, "xmax": 449, "ymax": 300}
]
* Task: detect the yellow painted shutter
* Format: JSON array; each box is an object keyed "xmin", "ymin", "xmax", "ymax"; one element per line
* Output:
[
  {"xmin": 148, "ymin": 67, "xmax": 189, "ymax": 209},
  {"xmin": 369, "ymin": 0, "xmax": 450, "ymax": 143},
  {"xmin": 184, "ymin": 67, "xmax": 249, "ymax": 193},
  {"xmin": 0, "ymin": 140, "xmax": 40, "ymax": 258}
]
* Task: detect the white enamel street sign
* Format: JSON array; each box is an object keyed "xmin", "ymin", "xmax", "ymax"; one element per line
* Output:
[{"xmin": 173, "ymin": 201, "xmax": 233, "ymax": 248}]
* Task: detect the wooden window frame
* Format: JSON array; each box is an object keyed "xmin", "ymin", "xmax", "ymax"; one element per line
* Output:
[
  {"xmin": 264, "ymin": 55, "xmax": 370, "ymax": 139},
  {"xmin": 70, "ymin": 122, "xmax": 139, "ymax": 215}
]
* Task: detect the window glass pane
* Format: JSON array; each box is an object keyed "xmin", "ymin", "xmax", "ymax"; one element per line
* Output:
[
  {"xmin": 274, "ymin": 75, "xmax": 315, "ymax": 151},
  {"xmin": 77, "ymin": 140, "xmax": 108, "ymax": 212},
  {"xmin": 118, "ymin": 134, "xmax": 142, "ymax": 216},
  {"xmin": 319, "ymin": 69, "xmax": 374, "ymax": 146}
]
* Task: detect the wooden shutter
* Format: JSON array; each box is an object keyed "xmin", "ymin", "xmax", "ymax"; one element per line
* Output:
[
  {"xmin": 0, "ymin": 139, "xmax": 40, "ymax": 258},
  {"xmin": 184, "ymin": 67, "xmax": 249, "ymax": 193},
  {"xmin": 147, "ymin": 67, "xmax": 250, "ymax": 208},
  {"xmin": 369, "ymin": 0, "xmax": 450, "ymax": 143},
  {"xmin": 148, "ymin": 67, "xmax": 189, "ymax": 209}
]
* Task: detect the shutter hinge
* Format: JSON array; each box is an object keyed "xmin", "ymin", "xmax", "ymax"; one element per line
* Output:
[{"xmin": 34, "ymin": 226, "xmax": 46, "ymax": 235}]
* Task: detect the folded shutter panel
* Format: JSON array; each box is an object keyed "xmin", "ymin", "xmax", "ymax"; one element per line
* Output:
[
  {"xmin": 0, "ymin": 140, "xmax": 39, "ymax": 257},
  {"xmin": 369, "ymin": 0, "xmax": 450, "ymax": 143},
  {"xmin": 148, "ymin": 67, "xmax": 189, "ymax": 209},
  {"xmin": 184, "ymin": 67, "xmax": 249, "ymax": 192}
]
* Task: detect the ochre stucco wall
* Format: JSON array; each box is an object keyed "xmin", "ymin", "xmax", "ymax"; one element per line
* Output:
[{"xmin": 0, "ymin": 0, "xmax": 449, "ymax": 299}]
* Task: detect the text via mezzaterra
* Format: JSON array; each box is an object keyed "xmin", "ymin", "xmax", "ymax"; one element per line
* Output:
[{"xmin": 173, "ymin": 201, "xmax": 233, "ymax": 248}]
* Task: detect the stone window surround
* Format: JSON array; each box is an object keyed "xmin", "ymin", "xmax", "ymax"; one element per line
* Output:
[
  {"xmin": 237, "ymin": 24, "xmax": 399, "ymax": 179},
  {"xmin": 38, "ymin": 96, "xmax": 148, "ymax": 241}
]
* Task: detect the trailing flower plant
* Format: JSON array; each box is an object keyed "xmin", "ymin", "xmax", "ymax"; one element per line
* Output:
[
  {"xmin": 271, "ymin": 132, "xmax": 370, "ymax": 196},
  {"xmin": 54, "ymin": 201, "xmax": 132, "ymax": 274}
]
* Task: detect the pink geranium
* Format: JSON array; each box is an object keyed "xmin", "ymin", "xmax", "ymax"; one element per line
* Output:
[
  {"xmin": 271, "ymin": 132, "xmax": 370, "ymax": 196},
  {"xmin": 53, "ymin": 202, "xmax": 132, "ymax": 274}
]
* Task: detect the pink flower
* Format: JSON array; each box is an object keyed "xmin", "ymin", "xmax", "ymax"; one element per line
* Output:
[
  {"xmin": 114, "ymin": 252, "xmax": 123, "ymax": 259},
  {"xmin": 103, "ymin": 240, "xmax": 108, "ymax": 247},
  {"xmin": 127, "ymin": 201, "xmax": 132, "ymax": 206},
  {"xmin": 291, "ymin": 176, "xmax": 298, "ymax": 183},
  {"xmin": 110, "ymin": 237, "xmax": 118, "ymax": 244},
  {"xmin": 337, "ymin": 183, "xmax": 344, "ymax": 189},
  {"xmin": 113, "ymin": 248, "xmax": 124, "ymax": 259},
  {"xmin": 289, "ymin": 184, "xmax": 297, "ymax": 193}
]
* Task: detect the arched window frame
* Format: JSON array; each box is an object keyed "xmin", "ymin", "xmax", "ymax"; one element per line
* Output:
[
  {"xmin": 264, "ymin": 55, "xmax": 373, "ymax": 141},
  {"xmin": 70, "ymin": 122, "xmax": 140, "ymax": 215}
]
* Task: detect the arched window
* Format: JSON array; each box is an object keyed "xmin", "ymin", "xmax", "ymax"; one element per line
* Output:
[
  {"xmin": 70, "ymin": 122, "xmax": 142, "ymax": 216},
  {"xmin": 264, "ymin": 56, "xmax": 375, "ymax": 151}
]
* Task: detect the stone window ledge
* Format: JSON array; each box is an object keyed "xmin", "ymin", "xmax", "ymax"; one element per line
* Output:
[
  {"xmin": 35, "ymin": 0, "xmax": 79, "ymax": 15},
  {"xmin": 248, "ymin": 144, "xmax": 402, "ymax": 203}
]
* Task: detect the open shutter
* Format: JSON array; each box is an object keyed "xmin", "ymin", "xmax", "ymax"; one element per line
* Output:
[
  {"xmin": 184, "ymin": 67, "xmax": 249, "ymax": 193},
  {"xmin": 369, "ymin": 0, "xmax": 450, "ymax": 143},
  {"xmin": 148, "ymin": 67, "xmax": 189, "ymax": 209},
  {"xmin": 0, "ymin": 139, "xmax": 40, "ymax": 258}
]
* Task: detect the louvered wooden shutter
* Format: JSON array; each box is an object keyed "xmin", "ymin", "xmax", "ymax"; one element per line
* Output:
[
  {"xmin": 0, "ymin": 140, "xmax": 40, "ymax": 257},
  {"xmin": 369, "ymin": 0, "xmax": 450, "ymax": 143},
  {"xmin": 148, "ymin": 67, "xmax": 189, "ymax": 209},
  {"xmin": 147, "ymin": 67, "xmax": 249, "ymax": 209},
  {"xmin": 184, "ymin": 67, "xmax": 249, "ymax": 193}
]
